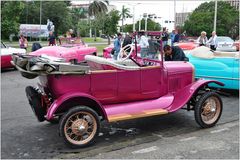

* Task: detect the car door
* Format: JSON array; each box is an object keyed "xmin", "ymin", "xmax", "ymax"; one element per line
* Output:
[
  {"xmin": 90, "ymin": 70, "xmax": 118, "ymax": 103},
  {"xmin": 140, "ymin": 66, "xmax": 162, "ymax": 99}
]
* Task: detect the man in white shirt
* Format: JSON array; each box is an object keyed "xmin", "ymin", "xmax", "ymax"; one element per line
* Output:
[
  {"xmin": 207, "ymin": 31, "xmax": 218, "ymax": 51},
  {"xmin": 138, "ymin": 32, "xmax": 149, "ymax": 58}
]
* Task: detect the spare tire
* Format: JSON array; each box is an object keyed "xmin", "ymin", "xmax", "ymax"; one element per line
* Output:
[{"xmin": 25, "ymin": 86, "xmax": 46, "ymax": 122}]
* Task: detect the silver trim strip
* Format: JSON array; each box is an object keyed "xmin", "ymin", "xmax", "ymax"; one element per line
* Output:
[{"xmin": 196, "ymin": 75, "xmax": 240, "ymax": 80}]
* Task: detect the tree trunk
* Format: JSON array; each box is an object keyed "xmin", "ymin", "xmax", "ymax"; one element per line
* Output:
[
  {"xmin": 94, "ymin": 27, "xmax": 97, "ymax": 41},
  {"xmin": 122, "ymin": 18, "xmax": 124, "ymax": 32}
]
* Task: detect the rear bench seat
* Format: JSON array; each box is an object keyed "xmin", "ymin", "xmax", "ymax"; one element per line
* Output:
[{"xmin": 85, "ymin": 55, "xmax": 140, "ymax": 71}]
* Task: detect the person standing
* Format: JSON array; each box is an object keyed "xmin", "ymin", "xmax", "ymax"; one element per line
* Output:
[
  {"xmin": 207, "ymin": 31, "xmax": 218, "ymax": 51},
  {"xmin": 161, "ymin": 27, "xmax": 169, "ymax": 47},
  {"xmin": 173, "ymin": 30, "xmax": 180, "ymax": 44},
  {"xmin": 170, "ymin": 30, "xmax": 175, "ymax": 46},
  {"xmin": 138, "ymin": 31, "xmax": 149, "ymax": 58},
  {"xmin": 113, "ymin": 33, "xmax": 122, "ymax": 60},
  {"xmin": 122, "ymin": 33, "xmax": 132, "ymax": 53},
  {"xmin": 48, "ymin": 31, "xmax": 56, "ymax": 46},
  {"xmin": 197, "ymin": 31, "xmax": 208, "ymax": 46},
  {"xmin": 163, "ymin": 45, "xmax": 188, "ymax": 61},
  {"xmin": 148, "ymin": 36, "xmax": 160, "ymax": 59},
  {"xmin": 19, "ymin": 34, "xmax": 28, "ymax": 50}
]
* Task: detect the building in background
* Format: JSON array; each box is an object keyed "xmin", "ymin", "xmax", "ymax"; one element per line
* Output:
[
  {"xmin": 160, "ymin": 19, "xmax": 175, "ymax": 32},
  {"xmin": 228, "ymin": 0, "xmax": 239, "ymax": 9},
  {"xmin": 175, "ymin": 12, "xmax": 191, "ymax": 27}
]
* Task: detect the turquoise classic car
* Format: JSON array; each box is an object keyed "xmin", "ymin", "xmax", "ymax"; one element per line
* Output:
[{"xmin": 186, "ymin": 47, "xmax": 239, "ymax": 90}]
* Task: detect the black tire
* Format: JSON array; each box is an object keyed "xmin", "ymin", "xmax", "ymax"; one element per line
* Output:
[
  {"xmin": 59, "ymin": 106, "xmax": 100, "ymax": 148},
  {"xmin": 194, "ymin": 91, "xmax": 222, "ymax": 128},
  {"xmin": 25, "ymin": 86, "xmax": 46, "ymax": 122}
]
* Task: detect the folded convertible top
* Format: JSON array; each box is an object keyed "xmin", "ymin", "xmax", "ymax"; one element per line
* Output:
[{"xmin": 12, "ymin": 54, "xmax": 90, "ymax": 79}]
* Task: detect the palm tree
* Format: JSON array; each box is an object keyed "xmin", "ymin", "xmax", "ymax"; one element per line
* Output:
[
  {"xmin": 88, "ymin": 0, "xmax": 108, "ymax": 40},
  {"xmin": 88, "ymin": 0, "xmax": 108, "ymax": 16},
  {"xmin": 120, "ymin": 5, "xmax": 132, "ymax": 32}
]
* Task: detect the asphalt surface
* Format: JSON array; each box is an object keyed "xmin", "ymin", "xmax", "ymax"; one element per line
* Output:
[{"xmin": 1, "ymin": 69, "xmax": 239, "ymax": 159}]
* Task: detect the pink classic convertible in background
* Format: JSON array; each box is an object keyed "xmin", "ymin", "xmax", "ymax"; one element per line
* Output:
[
  {"xmin": 12, "ymin": 32, "xmax": 224, "ymax": 148},
  {"xmin": 29, "ymin": 45, "xmax": 97, "ymax": 63}
]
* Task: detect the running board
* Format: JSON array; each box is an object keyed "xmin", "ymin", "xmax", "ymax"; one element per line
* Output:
[
  {"xmin": 104, "ymin": 94, "xmax": 174, "ymax": 122},
  {"xmin": 108, "ymin": 108, "xmax": 168, "ymax": 122}
]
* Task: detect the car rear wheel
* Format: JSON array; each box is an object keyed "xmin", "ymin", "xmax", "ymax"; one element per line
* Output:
[
  {"xmin": 59, "ymin": 106, "xmax": 100, "ymax": 148},
  {"xmin": 194, "ymin": 92, "xmax": 222, "ymax": 128}
]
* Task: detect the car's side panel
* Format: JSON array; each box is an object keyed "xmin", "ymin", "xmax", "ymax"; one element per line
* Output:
[
  {"xmin": 1, "ymin": 55, "xmax": 13, "ymax": 68},
  {"xmin": 141, "ymin": 67, "xmax": 162, "ymax": 98},
  {"xmin": 90, "ymin": 71, "xmax": 118, "ymax": 102},
  {"xmin": 188, "ymin": 54, "xmax": 237, "ymax": 89},
  {"xmin": 117, "ymin": 70, "xmax": 141, "ymax": 101},
  {"xmin": 47, "ymin": 75, "xmax": 91, "ymax": 99}
]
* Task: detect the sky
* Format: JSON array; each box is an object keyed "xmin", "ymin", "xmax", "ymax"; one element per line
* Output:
[
  {"xmin": 72, "ymin": 0, "xmax": 211, "ymax": 30},
  {"xmin": 72, "ymin": 0, "xmax": 209, "ymax": 20}
]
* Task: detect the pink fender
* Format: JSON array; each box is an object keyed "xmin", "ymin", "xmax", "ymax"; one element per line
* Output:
[
  {"xmin": 46, "ymin": 92, "xmax": 107, "ymax": 120},
  {"xmin": 167, "ymin": 79, "xmax": 224, "ymax": 112}
]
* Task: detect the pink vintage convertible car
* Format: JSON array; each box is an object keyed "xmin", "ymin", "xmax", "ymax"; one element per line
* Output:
[
  {"xmin": 12, "ymin": 33, "xmax": 223, "ymax": 148},
  {"xmin": 29, "ymin": 45, "xmax": 97, "ymax": 63}
]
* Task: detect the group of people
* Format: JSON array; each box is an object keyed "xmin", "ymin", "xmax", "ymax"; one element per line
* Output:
[
  {"xmin": 19, "ymin": 31, "xmax": 56, "ymax": 50},
  {"xmin": 113, "ymin": 28, "xmax": 187, "ymax": 62},
  {"xmin": 196, "ymin": 31, "xmax": 218, "ymax": 51}
]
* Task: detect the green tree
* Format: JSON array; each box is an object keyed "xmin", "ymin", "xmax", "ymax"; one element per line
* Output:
[
  {"xmin": 71, "ymin": 7, "xmax": 89, "ymax": 37},
  {"xmin": 95, "ymin": 10, "xmax": 120, "ymax": 44},
  {"xmin": 76, "ymin": 20, "xmax": 89, "ymax": 37},
  {"xmin": 120, "ymin": 5, "xmax": 132, "ymax": 32},
  {"xmin": 183, "ymin": 1, "xmax": 239, "ymax": 39},
  {"xmin": 41, "ymin": 1, "xmax": 72, "ymax": 35},
  {"xmin": 126, "ymin": 18, "xmax": 161, "ymax": 33},
  {"xmin": 19, "ymin": 1, "xmax": 39, "ymax": 24},
  {"xmin": 1, "ymin": 1, "xmax": 25, "ymax": 39},
  {"xmin": 88, "ymin": 0, "xmax": 108, "ymax": 16},
  {"xmin": 88, "ymin": 0, "xmax": 108, "ymax": 41}
]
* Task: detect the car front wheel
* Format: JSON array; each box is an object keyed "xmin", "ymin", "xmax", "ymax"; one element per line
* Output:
[
  {"xmin": 194, "ymin": 91, "xmax": 222, "ymax": 128},
  {"xmin": 59, "ymin": 106, "xmax": 100, "ymax": 148}
]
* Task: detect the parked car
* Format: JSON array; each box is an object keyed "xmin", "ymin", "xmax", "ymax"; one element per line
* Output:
[
  {"xmin": 1, "ymin": 42, "xmax": 26, "ymax": 69},
  {"xmin": 29, "ymin": 45, "xmax": 97, "ymax": 63},
  {"xmin": 186, "ymin": 46, "xmax": 239, "ymax": 90},
  {"xmin": 12, "ymin": 32, "xmax": 224, "ymax": 148},
  {"xmin": 216, "ymin": 36, "xmax": 236, "ymax": 52},
  {"xmin": 175, "ymin": 42, "xmax": 198, "ymax": 51}
]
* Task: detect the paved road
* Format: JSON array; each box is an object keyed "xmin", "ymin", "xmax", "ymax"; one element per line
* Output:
[{"xmin": 1, "ymin": 70, "xmax": 239, "ymax": 159}]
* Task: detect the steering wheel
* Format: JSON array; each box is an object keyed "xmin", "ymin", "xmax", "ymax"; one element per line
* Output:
[{"xmin": 117, "ymin": 44, "xmax": 134, "ymax": 61}]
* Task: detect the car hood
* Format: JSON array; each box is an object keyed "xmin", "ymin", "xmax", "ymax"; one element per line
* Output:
[{"xmin": 29, "ymin": 46, "xmax": 72, "ymax": 57}]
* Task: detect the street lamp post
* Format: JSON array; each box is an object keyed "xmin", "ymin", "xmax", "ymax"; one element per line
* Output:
[
  {"xmin": 143, "ymin": 13, "xmax": 147, "ymax": 31},
  {"xmin": 132, "ymin": 5, "xmax": 135, "ymax": 32},
  {"xmin": 139, "ymin": 15, "xmax": 142, "ymax": 31},
  {"xmin": 174, "ymin": 0, "xmax": 176, "ymax": 30},
  {"xmin": 213, "ymin": 0, "xmax": 218, "ymax": 32},
  {"xmin": 131, "ymin": 3, "xmax": 141, "ymax": 32},
  {"xmin": 39, "ymin": 0, "xmax": 42, "ymax": 41}
]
